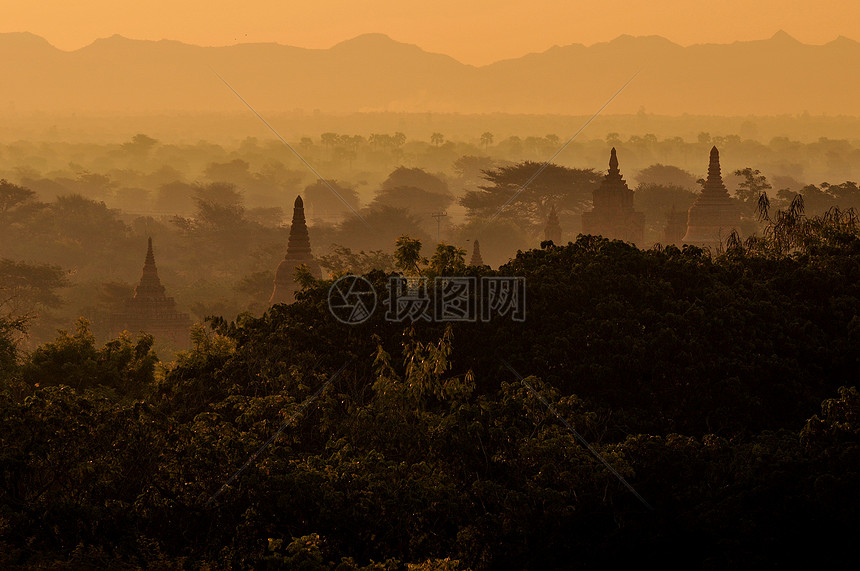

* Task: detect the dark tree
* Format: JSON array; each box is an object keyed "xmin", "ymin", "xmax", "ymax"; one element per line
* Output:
[{"xmin": 461, "ymin": 161, "xmax": 600, "ymax": 231}]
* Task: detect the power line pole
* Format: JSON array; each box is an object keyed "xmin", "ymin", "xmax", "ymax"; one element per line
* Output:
[{"xmin": 431, "ymin": 212, "xmax": 448, "ymax": 243}]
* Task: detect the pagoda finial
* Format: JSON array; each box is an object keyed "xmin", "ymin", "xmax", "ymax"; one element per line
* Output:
[
  {"xmin": 134, "ymin": 237, "xmax": 165, "ymax": 300},
  {"xmin": 295, "ymin": 195, "xmax": 304, "ymax": 209},
  {"xmin": 609, "ymin": 147, "xmax": 619, "ymax": 173}
]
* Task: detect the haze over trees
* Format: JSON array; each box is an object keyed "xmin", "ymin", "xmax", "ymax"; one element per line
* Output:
[
  {"xmin": 370, "ymin": 166, "xmax": 453, "ymax": 216},
  {"xmin": 3, "ymin": 16, "xmax": 860, "ymax": 568},
  {"xmin": 2, "ymin": 115, "xmax": 860, "ymax": 569},
  {"xmin": 1, "ymin": 198, "xmax": 859, "ymax": 567},
  {"xmin": 4, "ymin": 128, "xmax": 860, "ymax": 345},
  {"xmin": 2, "ymin": 116, "xmax": 860, "ymax": 571}
]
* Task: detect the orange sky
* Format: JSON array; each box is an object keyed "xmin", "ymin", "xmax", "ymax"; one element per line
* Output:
[{"xmin": 3, "ymin": 0, "xmax": 858, "ymax": 65}]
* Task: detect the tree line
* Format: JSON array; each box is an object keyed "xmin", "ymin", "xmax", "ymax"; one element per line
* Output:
[{"xmin": 1, "ymin": 200, "xmax": 858, "ymax": 568}]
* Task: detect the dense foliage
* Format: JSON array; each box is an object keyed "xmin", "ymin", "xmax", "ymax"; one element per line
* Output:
[{"xmin": 1, "ymin": 218, "xmax": 859, "ymax": 568}]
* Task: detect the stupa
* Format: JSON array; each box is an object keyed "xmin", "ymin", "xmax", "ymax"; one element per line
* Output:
[
  {"xmin": 662, "ymin": 205, "xmax": 688, "ymax": 246},
  {"xmin": 113, "ymin": 238, "xmax": 191, "ymax": 348},
  {"xmin": 270, "ymin": 195, "xmax": 322, "ymax": 304},
  {"xmin": 469, "ymin": 239, "xmax": 484, "ymax": 266},
  {"xmin": 544, "ymin": 205, "xmax": 562, "ymax": 245},
  {"xmin": 581, "ymin": 148, "xmax": 645, "ymax": 244},
  {"xmin": 682, "ymin": 147, "xmax": 741, "ymax": 247}
]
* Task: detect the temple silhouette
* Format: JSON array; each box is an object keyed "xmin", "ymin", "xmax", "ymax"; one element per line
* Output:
[
  {"xmin": 662, "ymin": 205, "xmax": 688, "ymax": 246},
  {"xmin": 270, "ymin": 195, "xmax": 322, "ymax": 304},
  {"xmin": 469, "ymin": 239, "xmax": 484, "ymax": 266},
  {"xmin": 544, "ymin": 205, "xmax": 562, "ymax": 245},
  {"xmin": 683, "ymin": 146, "xmax": 741, "ymax": 247},
  {"xmin": 581, "ymin": 148, "xmax": 645, "ymax": 244},
  {"xmin": 112, "ymin": 238, "xmax": 191, "ymax": 348}
]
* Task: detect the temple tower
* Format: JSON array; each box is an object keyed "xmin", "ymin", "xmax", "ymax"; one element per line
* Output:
[
  {"xmin": 270, "ymin": 196, "xmax": 322, "ymax": 304},
  {"xmin": 662, "ymin": 205, "xmax": 688, "ymax": 246},
  {"xmin": 544, "ymin": 205, "xmax": 562, "ymax": 245},
  {"xmin": 112, "ymin": 238, "xmax": 191, "ymax": 348},
  {"xmin": 469, "ymin": 239, "xmax": 484, "ymax": 266},
  {"xmin": 581, "ymin": 148, "xmax": 645, "ymax": 244},
  {"xmin": 682, "ymin": 147, "xmax": 741, "ymax": 247}
]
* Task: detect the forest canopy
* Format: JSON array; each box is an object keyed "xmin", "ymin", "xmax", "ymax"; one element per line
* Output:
[{"xmin": 1, "ymin": 203, "xmax": 858, "ymax": 568}]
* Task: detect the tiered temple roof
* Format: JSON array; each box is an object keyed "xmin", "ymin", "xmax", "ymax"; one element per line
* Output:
[
  {"xmin": 469, "ymin": 239, "xmax": 484, "ymax": 266},
  {"xmin": 682, "ymin": 147, "xmax": 741, "ymax": 247},
  {"xmin": 544, "ymin": 205, "xmax": 562, "ymax": 245},
  {"xmin": 270, "ymin": 195, "xmax": 322, "ymax": 304},
  {"xmin": 113, "ymin": 238, "xmax": 191, "ymax": 348},
  {"xmin": 581, "ymin": 148, "xmax": 645, "ymax": 244}
]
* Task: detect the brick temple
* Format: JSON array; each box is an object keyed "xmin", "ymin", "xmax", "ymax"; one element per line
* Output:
[
  {"xmin": 581, "ymin": 148, "xmax": 645, "ymax": 244},
  {"xmin": 682, "ymin": 147, "xmax": 741, "ymax": 248},
  {"xmin": 270, "ymin": 195, "xmax": 322, "ymax": 304},
  {"xmin": 112, "ymin": 238, "xmax": 191, "ymax": 348}
]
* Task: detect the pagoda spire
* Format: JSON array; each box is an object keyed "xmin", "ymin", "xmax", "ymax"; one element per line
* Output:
[
  {"xmin": 145, "ymin": 237, "xmax": 155, "ymax": 265},
  {"xmin": 285, "ymin": 196, "xmax": 312, "ymax": 257},
  {"xmin": 270, "ymin": 195, "xmax": 322, "ymax": 304},
  {"xmin": 603, "ymin": 147, "xmax": 625, "ymax": 185},
  {"xmin": 113, "ymin": 236, "xmax": 191, "ymax": 348},
  {"xmin": 708, "ymin": 146, "xmax": 721, "ymax": 182},
  {"xmin": 682, "ymin": 146, "xmax": 740, "ymax": 246},
  {"xmin": 580, "ymin": 148, "xmax": 644, "ymax": 244},
  {"xmin": 544, "ymin": 205, "xmax": 562, "ymax": 244},
  {"xmin": 699, "ymin": 146, "xmax": 731, "ymax": 199},
  {"xmin": 133, "ymin": 236, "xmax": 166, "ymax": 300},
  {"xmin": 469, "ymin": 239, "xmax": 484, "ymax": 266}
]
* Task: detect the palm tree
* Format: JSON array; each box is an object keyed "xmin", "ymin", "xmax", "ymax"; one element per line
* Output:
[
  {"xmin": 480, "ymin": 132, "xmax": 494, "ymax": 150},
  {"xmin": 430, "ymin": 132, "xmax": 444, "ymax": 147},
  {"xmin": 320, "ymin": 132, "xmax": 339, "ymax": 149}
]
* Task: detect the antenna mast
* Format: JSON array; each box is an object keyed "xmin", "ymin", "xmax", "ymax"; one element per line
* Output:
[{"xmin": 430, "ymin": 212, "xmax": 448, "ymax": 243}]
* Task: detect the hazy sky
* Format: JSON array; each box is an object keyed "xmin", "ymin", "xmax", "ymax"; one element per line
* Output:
[{"xmin": 4, "ymin": 0, "xmax": 858, "ymax": 65}]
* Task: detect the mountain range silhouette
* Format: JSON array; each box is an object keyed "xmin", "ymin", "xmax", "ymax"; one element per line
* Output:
[{"xmin": 1, "ymin": 31, "xmax": 857, "ymax": 115}]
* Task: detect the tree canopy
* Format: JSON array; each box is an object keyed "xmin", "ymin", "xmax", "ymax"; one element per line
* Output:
[
  {"xmin": 460, "ymin": 161, "xmax": 600, "ymax": 232},
  {"xmin": 1, "ymin": 164, "xmax": 860, "ymax": 570}
]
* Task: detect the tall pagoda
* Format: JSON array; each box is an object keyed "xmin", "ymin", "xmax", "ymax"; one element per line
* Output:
[
  {"xmin": 270, "ymin": 195, "xmax": 322, "ymax": 304},
  {"xmin": 469, "ymin": 239, "xmax": 485, "ymax": 266},
  {"xmin": 112, "ymin": 238, "xmax": 191, "ymax": 348},
  {"xmin": 581, "ymin": 148, "xmax": 645, "ymax": 244},
  {"xmin": 544, "ymin": 205, "xmax": 562, "ymax": 245},
  {"xmin": 682, "ymin": 147, "xmax": 741, "ymax": 247}
]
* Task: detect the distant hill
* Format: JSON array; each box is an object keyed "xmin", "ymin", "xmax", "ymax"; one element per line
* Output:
[{"xmin": 2, "ymin": 31, "xmax": 859, "ymax": 116}]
